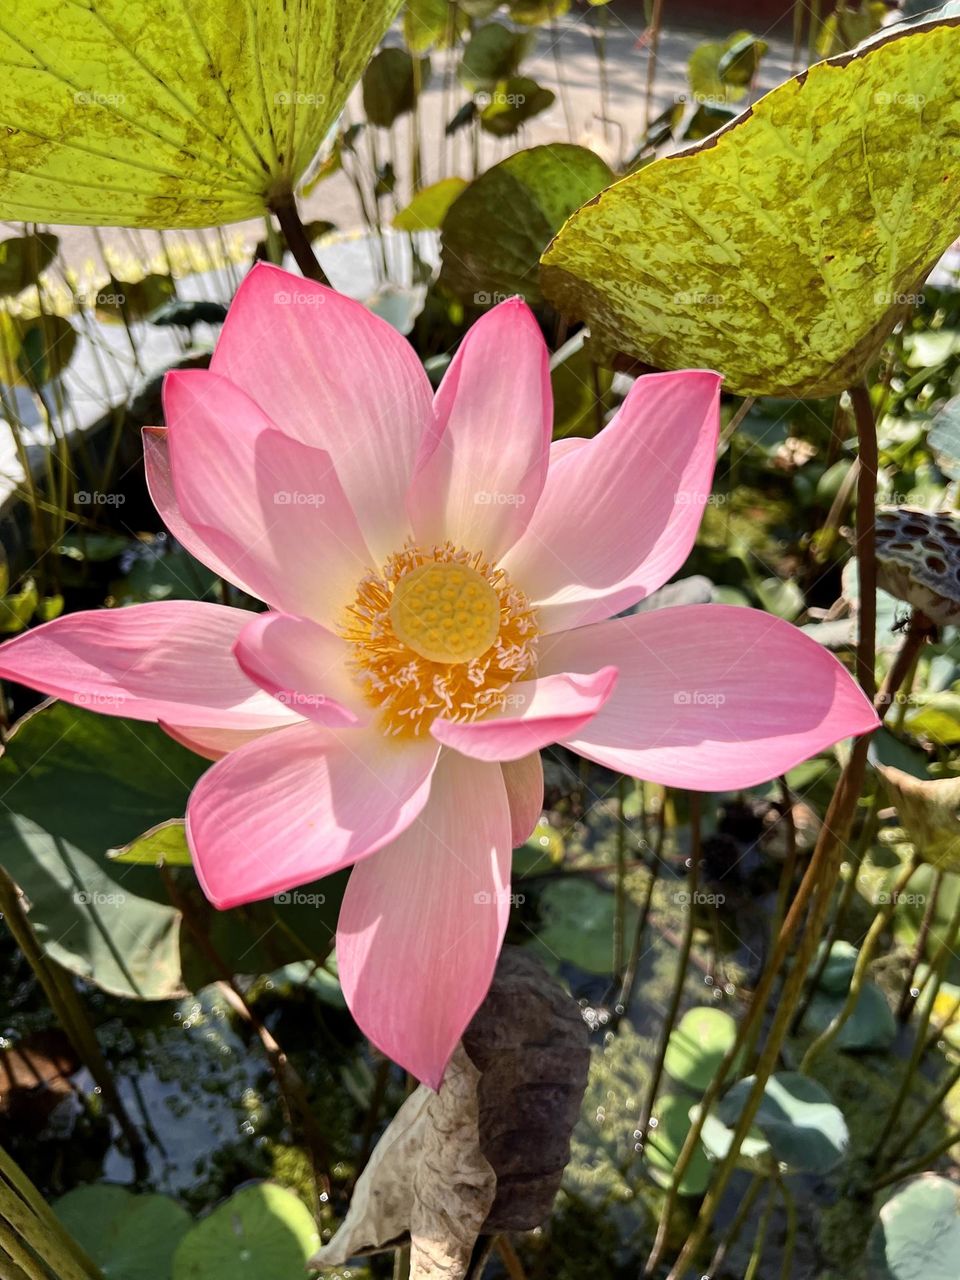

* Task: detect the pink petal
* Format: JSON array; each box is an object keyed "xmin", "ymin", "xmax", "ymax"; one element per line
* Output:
[
  {"xmin": 211, "ymin": 263, "xmax": 433, "ymax": 562},
  {"xmin": 407, "ymin": 298, "xmax": 551, "ymax": 561},
  {"xmin": 142, "ymin": 427, "xmax": 259, "ymax": 596},
  {"xmin": 431, "ymin": 667, "xmax": 618, "ymax": 762},
  {"xmin": 540, "ymin": 605, "xmax": 879, "ymax": 790},
  {"xmin": 233, "ymin": 611, "xmax": 369, "ymax": 729},
  {"xmin": 163, "ymin": 370, "xmax": 373, "ymax": 624},
  {"xmin": 337, "ymin": 750, "xmax": 512, "ymax": 1088},
  {"xmin": 186, "ymin": 722, "xmax": 439, "ymax": 908},
  {"xmin": 500, "ymin": 370, "xmax": 722, "ymax": 634},
  {"xmin": 0, "ymin": 602, "xmax": 298, "ymax": 729},
  {"xmin": 502, "ymin": 753, "xmax": 544, "ymax": 846},
  {"xmin": 159, "ymin": 721, "xmax": 287, "ymax": 762}
]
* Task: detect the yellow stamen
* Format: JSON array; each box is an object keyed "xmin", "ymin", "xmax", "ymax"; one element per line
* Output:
[{"xmin": 341, "ymin": 541, "xmax": 538, "ymax": 737}]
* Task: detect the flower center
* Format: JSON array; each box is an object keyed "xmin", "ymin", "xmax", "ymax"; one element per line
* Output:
[
  {"xmin": 342, "ymin": 541, "xmax": 538, "ymax": 737},
  {"xmin": 388, "ymin": 561, "xmax": 501, "ymax": 664}
]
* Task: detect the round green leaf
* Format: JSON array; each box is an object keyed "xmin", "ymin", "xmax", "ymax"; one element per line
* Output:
[
  {"xmin": 0, "ymin": 312, "xmax": 77, "ymax": 387},
  {"xmin": 459, "ymin": 22, "xmax": 534, "ymax": 92},
  {"xmin": 664, "ymin": 1006, "xmax": 740, "ymax": 1093},
  {"xmin": 172, "ymin": 1184, "xmax": 320, "ymax": 1280},
  {"xmin": 530, "ymin": 877, "xmax": 636, "ymax": 975},
  {"xmin": 0, "ymin": 233, "xmax": 59, "ymax": 297},
  {"xmin": 867, "ymin": 1174, "xmax": 960, "ymax": 1280},
  {"xmin": 645, "ymin": 1094, "xmax": 713, "ymax": 1196},
  {"xmin": 814, "ymin": 939, "xmax": 859, "ymax": 995},
  {"xmin": 711, "ymin": 1072, "xmax": 849, "ymax": 1175},
  {"xmin": 803, "ymin": 982, "xmax": 897, "ymax": 1051},
  {"xmin": 541, "ymin": 14, "xmax": 960, "ymax": 396},
  {"xmin": 441, "ymin": 143, "xmax": 613, "ymax": 304},
  {"xmin": 362, "ymin": 48, "xmax": 429, "ymax": 128},
  {"xmin": 54, "ymin": 1186, "xmax": 191, "ymax": 1280},
  {"xmin": 0, "ymin": 0, "xmax": 402, "ymax": 227}
]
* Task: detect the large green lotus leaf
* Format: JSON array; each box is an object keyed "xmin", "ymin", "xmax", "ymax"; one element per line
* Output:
[
  {"xmin": 0, "ymin": 0, "xmax": 402, "ymax": 228},
  {"xmin": 867, "ymin": 1174, "xmax": 960, "ymax": 1280},
  {"xmin": 0, "ymin": 701, "xmax": 205, "ymax": 998},
  {"xmin": 54, "ymin": 1186, "xmax": 191, "ymax": 1280},
  {"xmin": 172, "ymin": 1184, "xmax": 319, "ymax": 1280},
  {"xmin": 540, "ymin": 15, "xmax": 960, "ymax": 396},
  {"xmin": 645, "ymin": 1094, "xmax": 713, "ymax": 1196},
  {"xmin": 441, "ymin": 143, "xmax": 613, "ymax": 304}
]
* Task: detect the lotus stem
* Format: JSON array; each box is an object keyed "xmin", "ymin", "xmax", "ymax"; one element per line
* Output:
[{"xmin": 270, "ymin": 193, "xmax": 331, "ymax": 285}]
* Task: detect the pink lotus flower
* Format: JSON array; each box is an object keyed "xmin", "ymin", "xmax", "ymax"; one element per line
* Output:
[{"xmin": 0, "ymin": 264, "xmax": 878, "ymax": 1087}]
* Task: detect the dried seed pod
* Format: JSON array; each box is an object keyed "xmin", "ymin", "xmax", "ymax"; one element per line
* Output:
[
  {"xmin": 873, "ymin": 506, "xmax": 960, "ymax": 626},
  {"xmin": 464, "ymin": 946, "xmax": 591, "ymax": 1232}
]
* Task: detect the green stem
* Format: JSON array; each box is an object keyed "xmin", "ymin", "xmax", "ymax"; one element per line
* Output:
[
  {"xmin": 799, "ymin": 853, "xmax": 920, "ymax": 1072},
  {"xmin": 743, "ymin": 1180, "xmax": 776, "ymax": 1280},
  {"xmin": 636, "ymin": 794, "xmax": 700, "ymax": 1159},
  {"xmin": 269, "ymin": 194, "xmax": 331, "ymax": 285}
]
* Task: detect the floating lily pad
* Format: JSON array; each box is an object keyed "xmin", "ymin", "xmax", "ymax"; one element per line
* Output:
[
  {"xmin": 530, "ymin": 877, "xmax": 636, "ymax": 975},
  {"xmin": 664, "ymin": 1006, "xmax": 740, "ymax": 1093},
  {"xmin": 803, "ymin": 982, "xmax": 897, "ymax": 1052},
  {"xmin": 867, "ymin": 1174, "xmax": 960, "ymax": 1280},
  {"xmin": 703, "ymin": 1072, "xmax": 849, "ymax": 1176},
  {"xmin": 441, "ymin": 144, "xmax": 613, "ymax": 304},
  {"xmin": 541, "ymin": 14, "xmax": 960, "ymax": 396},
  {"xmin": 54, "ymin": 1185, "xmax": 191, "ymax": 1280},
  {"xmin": 172, "ymin": 1183, "xmax": 319, "ymax": 1279},
  {"xmin": 0, "ymin": 0, "xmax": 401, "ymax": 227},
  {"xmin": 645, "ymin": 1094, "xmax": 713, "ymax": 1196}
]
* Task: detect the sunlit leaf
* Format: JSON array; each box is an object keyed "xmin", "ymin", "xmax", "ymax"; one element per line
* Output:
[
  {"xmin": 0, "ymin": 0, "xmax": 402, "ymax": 227},
  {"xmin": 441, "ymin": 143, "xmax": 613, "ymax": 304},
  {"xmin": 479, "ymin": 76, "xmax": 555, "ymax": 137},
  {"xmin": 394, "ymin": 177, "xmax": 468, "ymax": 231},
  {"xmin": 173, "ymin": 1184, "xmax": 319, "ymax": 1280},
  {"xmin": 55, "ymin": 1187, "xmax": 191, "ymax": 1280},
  {"xmin": 663, "ymin": 1006, "xmax": 741, "ymax": 1094},
  {"xmin": 110, "ymin": 818, "xmax": 193, "ymax": 867},
  {"xmin": 459, "ymin": 22, "xmax": 535, "ymax": 92},
  {"xmin": 867, "ymin": 1174, "xmax": 960, "ymax": 1280},
  {"xmin": 541, "ymin": 14, "xmax": 960, "ymax": 396}
]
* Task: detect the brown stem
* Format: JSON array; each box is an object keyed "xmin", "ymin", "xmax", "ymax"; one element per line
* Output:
[{"xmin": 269, "ymin": 194, "xmax": 331, "ymax": 285}]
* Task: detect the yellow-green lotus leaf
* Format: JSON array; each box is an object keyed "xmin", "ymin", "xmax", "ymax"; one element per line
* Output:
[
  {"xmin": 0, "ymin": 0, "xmax": 402, "ymax": 228},
  {"xmin": 540, "ymin": 15, "xmax": 960, "ymax": 397}
]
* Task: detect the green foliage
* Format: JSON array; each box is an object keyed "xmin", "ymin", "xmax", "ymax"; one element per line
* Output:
[
  {"xmin": 362, "ymin": 47, "xmax": 430, "ymax": 127},
  {"xmin": 0, "ymin": 0, "xmax": 403, "ymax": 227},
  {"xmin": 867, "ymin": 1174, "xmax": 960, "ymax": 1280},
  {"xmin": 54, "ymin": 1186, "xmax": 191, "ymax": 1280},
  {"xmin": 441, "ymin": 144, "xmax": 612, "ymax": 304},
  {"xmin": 541, "ymin": 14, "xmax": 960, "ymax": 395},
  {"xmin": 663, "ymin": 1006, "xmax": 740, "ymax": 1093},
  {"xmin": 172, "ymin": 1184, "xmax": 320, "ymax": 1279}
]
